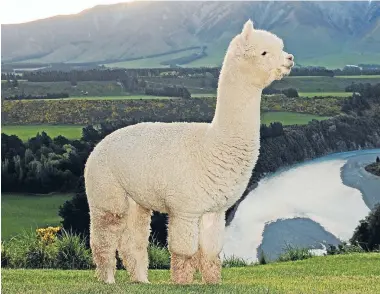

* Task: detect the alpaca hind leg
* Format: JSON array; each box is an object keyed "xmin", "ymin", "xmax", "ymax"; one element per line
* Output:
[
  {"xmin": 86, "ymin": 163, "xmax": 129, "ymax": 284},
  {"xmin": 168, "ymin": 214, "xmax": 200, "ymax": 284},
  {"xmin": 199, "ymin": 212, "xmax": 225, "ymax": 284},
  {"xmin": 118, "ymin": 198, "xmax": 152, "ymax": 283},
  {"xmin": 90, "ymin": 207, "xmax": 127, "ymax": 284}
]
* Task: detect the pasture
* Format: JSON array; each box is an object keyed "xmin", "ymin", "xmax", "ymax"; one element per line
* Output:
[
  {"xmin": 1, "ymin": 193, "xmax": 72, "ymax": 240},
  {"xmin": 1, "ymin": 111, "xmax": 328, "ymax": 142},
  {"xmin": 52, "ymin": 95, "xmax": 175, "ymax": 101},
  {"xmin": 1, "ymin": 125, "xmax": 84, "ymax": 141},
  {"xmin": 2, "ymin": 254, "xmax": 380, "ymax": 293},
  {"xmin": 272, "ymin": 75, "xmax": 380, "ymax": 92},
  {"xmin": 261, "ymin": 112, "xmax": 329, "ymax": 125},
  {"xmin": 299, "ymin": 92, "xmax": 352, "ymax": 98}
]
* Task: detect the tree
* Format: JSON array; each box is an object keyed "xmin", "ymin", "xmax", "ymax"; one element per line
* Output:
[
  {"xmin": 282, "ymin": 88, "xmax": 299, "ymax": 98},
  {"xmin": 12, "ymin": 77, "xmax": 18, "ymax": 88},
  {"xmin": 350, "ymin": 204, "xmax": 380, "ymax": 251},
  {"xmin": 59, "ymin": 176, "xmax": 90, "ymax": 240}
]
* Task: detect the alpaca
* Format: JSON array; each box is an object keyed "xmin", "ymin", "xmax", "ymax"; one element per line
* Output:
[{"xmin": 84, "ymin": 19, "xmax": 294, "ymax": 285}]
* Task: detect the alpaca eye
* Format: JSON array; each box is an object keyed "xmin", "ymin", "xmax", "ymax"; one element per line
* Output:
[{"xmin": 261, "ymin": 51, "xmax": 267, "ymax": 56}]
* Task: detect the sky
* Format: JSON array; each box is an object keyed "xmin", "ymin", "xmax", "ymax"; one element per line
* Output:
[
  {"xmin": 1, "ymin": 0, "xmax": 373, "ymax": 24},
  {"xmin": 1, "ymin": 0, "xmax": 134, "ymax": 24}
]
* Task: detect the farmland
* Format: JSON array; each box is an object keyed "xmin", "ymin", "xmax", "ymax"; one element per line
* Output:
[{"xmin": 1, "ymin": 193, "xmax": 72, "ymax": 240}]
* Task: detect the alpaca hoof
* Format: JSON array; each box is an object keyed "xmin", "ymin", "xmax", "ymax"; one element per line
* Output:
[
  {"xmin": 170, "ymin": 253, "xmax": 197, "ymax": 285},
  {"xmin": 131, "ymin": 278, "xmax": 150, "ymax": 284},
  {"xmin": 202, "ymin": 277, "xmax": 221, "ymax": 285},
  {"xmin": 105, "ymin": 278, "xmax": 115, "ymax": 284},
  {"xmin": 95, "ymin": 268, "xmax": 115, "ymax": 284},
  {"xmin": 200, "ymin": 255, "xmax": 222, "ymax": 285}
]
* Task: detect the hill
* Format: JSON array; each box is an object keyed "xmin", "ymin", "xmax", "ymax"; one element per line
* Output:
[{"xmin": 2, "ymin": 1, "xmax": 380, "ymax": 68}]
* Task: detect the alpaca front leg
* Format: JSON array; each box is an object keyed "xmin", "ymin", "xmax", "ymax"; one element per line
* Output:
[
  {"xmin": 199, "ymin": 212, "xmax": 225, "ymax": 284},
  {"xmin": 168, "ymin": 215, "xmax": 200, "ymax": 284},
  {"xmin": 118, "ymin": 200, "xmax": 152, "ymax": 284}
]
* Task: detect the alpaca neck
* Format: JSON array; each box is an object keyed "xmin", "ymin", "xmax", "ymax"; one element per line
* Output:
[{"xmin": 211, "ymin": 60, "xmax": 262, "ymax": 140}]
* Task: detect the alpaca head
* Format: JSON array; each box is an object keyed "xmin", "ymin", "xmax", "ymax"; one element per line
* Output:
[{"xmin": 226, "ymin": 19, "xmax": 294, "ymax": 89}]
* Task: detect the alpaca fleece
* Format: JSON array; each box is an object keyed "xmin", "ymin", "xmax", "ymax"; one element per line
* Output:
[{"xmin": 85, "ymin": 19, "xmax": 294, "ymax": 285}]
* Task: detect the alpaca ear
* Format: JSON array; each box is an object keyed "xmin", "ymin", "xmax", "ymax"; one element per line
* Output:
[
  {"xmin": 241, "ymin": 19, "xmax": 254, "ymax": 43},
  {"xmin": 241, "ymin": 19, "xmax": 256, "ymax": 57}
]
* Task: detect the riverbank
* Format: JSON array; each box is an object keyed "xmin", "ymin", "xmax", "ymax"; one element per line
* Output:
[{"xmin": 223, "ymin": 150, "xmax": 380, "ymax": 261}]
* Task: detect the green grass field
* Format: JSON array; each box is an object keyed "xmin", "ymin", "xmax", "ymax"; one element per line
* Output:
[
  {"xmin": 1, "ymin": 125, "xmax": 84, "ymax": 141},
  {"xmin": 53, "ymin": 95, "xmax": 175, "ymax": 101},
  {"xmin": 191, "ymin": 93, "xmax": 216, "ymax": 98},
  {"xmin": 1, "ymin": 193, "xmax": 72, "ymax": 240},
  {"xmin": 2, "ymin": 254, "xmax": 380, "ymax": 293},
  {"xmin": 261, "ymin": 112, "xmax": 329, "ymax": 125},
  {"xmin": 299, "ymin": 92, "xmax": 352, "ymax": 98}
]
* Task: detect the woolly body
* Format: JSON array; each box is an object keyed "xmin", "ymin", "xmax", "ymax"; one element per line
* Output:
[{"xmin": 85, "ymin": 19, "xmax": 294, "ymax": 285}]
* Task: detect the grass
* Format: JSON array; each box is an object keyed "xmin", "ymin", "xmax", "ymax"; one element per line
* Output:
[
  {"xmin": 299, "ymin": 92, "xmax": 352, "ymax": 98},
  {"xmin": 1, "ymin": 112, "xmax": 325, "ymax": 143},
  {"xmin": 1, "ymin": 125, "xmax": 84, "ymax": 141},
  {"xmin": 261, "ymin": 112, "xmax": 329, "ymax": 125},
  {"xmin": 1, "ymin": 112, "xmax": 325, "ymax": 144},
  {"xmin": 2, "ymin": 254, "xmax": 380, "ymax": 293},
  {"xmin": 191, "ymin": 93, "xmax": 216, "ymax": 98},
  {"xmin": 1, "ymin": 193, "xmax": 72, "ymax": 240},
  {"xmin": 54, "ymin": 95, "xmax": 175, "ymax": 100}
]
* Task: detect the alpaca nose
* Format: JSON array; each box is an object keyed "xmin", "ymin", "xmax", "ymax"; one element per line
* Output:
[{"xmin": 287, "ymin": 54, "xmax": 294, "ymax": 61}]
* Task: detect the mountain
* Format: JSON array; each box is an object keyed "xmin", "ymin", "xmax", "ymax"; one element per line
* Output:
[{"xmin": 2, "ymin": 1, "xmax": 380, "ymax": 68}]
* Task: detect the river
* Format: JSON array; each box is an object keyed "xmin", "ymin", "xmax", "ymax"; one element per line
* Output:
[{"xmin": 222, "ymin": 149, "xmax": 380, "ymax": 262}]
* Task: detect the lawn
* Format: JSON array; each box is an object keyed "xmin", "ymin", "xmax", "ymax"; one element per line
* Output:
[
  {"xmin": 261, "ymin": 112, "xmax": 329, "ymax": 125},
  {"xmin": 1, "ymin": 193, "xmax": 72, "ymax": 240},
  {"xmin": 2, "ymin": 254, "xmax": 380, "ymax": 293},
  {"xmin": 1, "ymin": 125, "xmax": 84, "ymax": 141},
  {"xmin": 299, "ymin": 92, "xmax": 352, "ymax": 98}
]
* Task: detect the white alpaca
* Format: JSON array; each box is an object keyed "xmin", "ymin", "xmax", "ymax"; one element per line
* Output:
[{"xmin": 84, "ymin": 19, "xmax": 294, "ymax": 285}]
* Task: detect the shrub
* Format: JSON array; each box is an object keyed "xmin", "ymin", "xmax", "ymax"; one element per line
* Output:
[
  {"xmin": 36, "ymin": 226, "xmax": 61, "ymax": 245},
  {"xmin": 222, "ymin": 255, "xmax": 250, "ymax": 268},
  {"xmin": 55, "ymin": 230, "xmax": 93, "ymax": 269},
  {"xmin": 148, "ymin": 242, "xmax": 170, "ymax": 269},
  {"xmin": 1, "ymin": 243, "xmax": 10, "ymax": 267},
  {"xmin": 59, "ymin": 176, "xmax": 90, "ymax": 240},
  {"xmin": 277, "ymin": 245, "xmax": 313, "ymax": 262},
  {"xmin": 24, "ymin": 238, "xmax": 57, "ymax": 268},
  {"xmin": 282, "ymin": 88, "xmax": 299, "ymax": 98},
  {"xmin": 2, "ymin": 228, "xmax": 92, "ymax": 269},
  {"xmin": 326, "ymin": 242, "xmax": 365, "ymax": 255},
  {"xmin": 2, "ymin": 229, "xmax": 53, "ymax": 268},
  {"xmin": 258, "ymin": 250, "xmax": 268, "ymax": 265}
]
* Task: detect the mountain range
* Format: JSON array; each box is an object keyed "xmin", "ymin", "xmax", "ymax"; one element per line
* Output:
[{"xmin": 2, "ymin": 1, "xmax": 380, "ymax": 68}]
